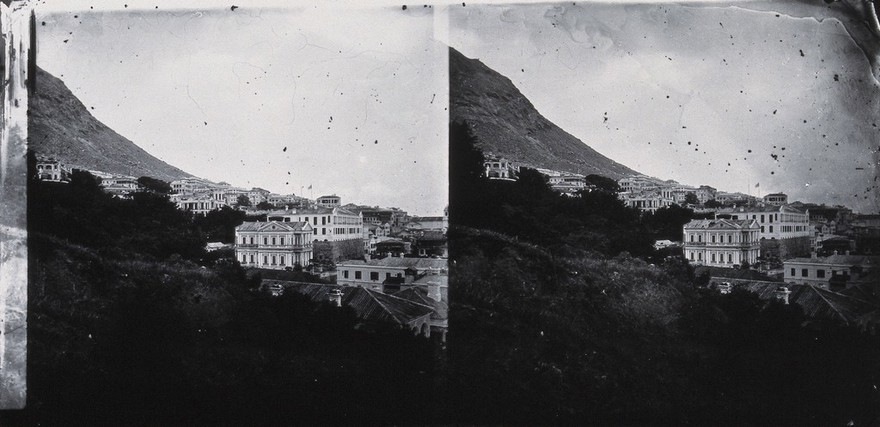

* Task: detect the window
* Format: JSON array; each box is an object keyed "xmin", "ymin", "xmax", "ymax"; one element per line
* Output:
[
  {"xmin": 711, "ymin": 253, "xmax": 716, "ymax": 262},
  {"xmin": 790, "ymin": 268, "xmax": 795, "ymax": 276},
  {"xmin": 280, "ymin": 257, "xmax": 285, "ymax": 265},
  {"xmin": 690, "ymin": 234, "xmax": 694, "ymax": 242},
  {"xmin": 250, "ymin": 237, "xmax": 254, "ymax": 245},
  {"xmin": 689, "ymin": 252, "xmax": 694, "ymax": 260},
  {"xmin": 322, "ymin": 228, "xmax": 326, "ymax": 235},
  {"xmin": 761, "ymin": 215, "xmax": 765, "ymax": 222},
  {"xmin": 728, "ymin": 254, "xmax": 732, "ymax": 263},
  {"xmin": 250, "ymin": 254, "xmax": 254, "ymax": 263},
  {"xmin": 264, "ymin": 237, "xmax": 268, "ymax": 245},
  {"xmin": 242, "ymin": 237, "xmax": 247, "ymax": 244},
  {"xmin": 728, "ymin": 235, "xmax": 732, "ymax": 243},
  {"xmin": 769, "ymin": 226, "xmax": 773, "ymax": 233},
  {"xmin": 801, "ymin": 268, "xmax": 808, "ymax": 277},
  {"xmin": 264, "ymin": 256, "xmax": 268, "ymax": 264},
  {"xmin": 386, "ymin": 273, "xmax": 392, "ymax": 279},
  {"xmin": 711, "ymin": 235, "xmax": 716, "ymax": 243},
  {"xmin": 280, "ymin": 237, "xmax": 285, "ymax": 245},
  {"xmin": 355, "ymin": 271, "xmax": 362, "ymax": 280},
  {"xmin": 272, "ymin": 237, "xmax": 276, "ymax": 245},
  {"xmin": 370, "ymin": 272, "xmax": 379, "ymax": 281},
  {"xmin": 817, "ymin": 269, "xmax": 825, "ymax": 278},
  {"xmin": 272, "ymin": 256, "xmax": 276, "ymax": 265},
  {"xmin": 761, "ymin": 226, "xmax": 765, "ymax": 233},
  {"xmin": 343, "ymin": 270, "xmax": 349, "ymax": 279}
]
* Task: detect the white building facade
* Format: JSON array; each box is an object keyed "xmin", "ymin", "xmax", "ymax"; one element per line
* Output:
[
  {"xmin": 235, "ymin": 221, "xmax": 314, "ymax": 269},
  {"xmin": 683, "ymin": 219, "xmax": 761, "ymax": 267}
]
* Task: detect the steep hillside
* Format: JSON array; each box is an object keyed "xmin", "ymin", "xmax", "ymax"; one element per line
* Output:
[
  {"xmin": 28, "ymin": 67, "xmax": 192, "ymax": 181},
  {"xmin": 450, "ymin": 47, "xmax": 637, "ymax": 179}
]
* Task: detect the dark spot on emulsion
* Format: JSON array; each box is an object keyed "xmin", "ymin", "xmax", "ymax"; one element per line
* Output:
[
  {"xmin": 402, "ymin": 5, "xmax": 407, "ymax": 10},
  {"xmin": 41, "ymin": 22, "xmax": 45, "ymax": 26},
  {"xmin": 773, "ymin": 109, "xmax": 777, "ymax": 114},
  {"xmin": 374, "ymin": 140, "xmax": 379, "ymax": 144},
  {"xmin": 833, "ymin": 74, "xmax": 839, "ymax": 81},
  {"xmin": 204, "ymin": 122, "xmax": 207, "ymax": 125},
  {"xmin": 799, "ymin": 49, "xmax": 805, "ymax": 57},
  {"xmin": 63, "ymin": 39, "xmax": 69, "ymax": 43},
  {"xmin": 231, "ymin": 5, "xmax": 239, "ymax": 11},
  {"xmin": 747, "ymin": 149, "xmax": 752, "ymax": 153},
  {"xmin": 74, "ymin": 15, "xmax": 78, "ymax": 18},
  {"xmin": 771, "ymin": 154, "xmax": 778, "ymax": 161},
  {"xmin": 283, "ymin": 147, "xmax": 287, "ymax": 152}
]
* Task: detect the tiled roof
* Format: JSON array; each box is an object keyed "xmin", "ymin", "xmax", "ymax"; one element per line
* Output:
[
  {"xmin": 719, "ymin": 204, "xmax": 807, "ymax": 214},
  {"xmin": 730, "ymin": 281, "xmax": 878, "ymax": 325},
  {"xmin": 785, "ymin": 255, "xmax": 880, "ymax": 266},
  {"xmin": 338, "ymin": 257, "xmax": 447, "ymax": 270},
  {"xmin": 235, "ymin": 221, "xmax": 310, "ymax": 232},
  {"xmin": 270, "ymin": 281, "xmax": 434, "ymax": 326},
  {"xmin": 684, "ymin": 219, "xmax": 758, "ymax": 230},
  {"xmin": 393, "ymin": 286, "xmax": 448, "ymax": 321}
]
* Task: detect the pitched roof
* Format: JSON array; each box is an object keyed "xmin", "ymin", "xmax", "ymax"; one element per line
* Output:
[
  {"xmin": 785, "ymin": 254, "xmax": 880, "ymax": 266},
  {"xmin": 731, "ymin": 281, "xmax": 878, "ymax": 325},
  {"xmin": 235, "ymin": 220, "xmax": 310, "ymax": 232},
  {"xmin": 269, "ymin": 281, "xmax": 434, "ymax": 326},
  {"xmin": 338, "ymin": 257, "xmax": 447, "ymax": 270},
  {"xmin": 393, "ymin": 286, "xmax": 448, "ymax": 322},
  {"xmin": 684, "ymin": 218, "xmax": 758, "ymax": 230}
]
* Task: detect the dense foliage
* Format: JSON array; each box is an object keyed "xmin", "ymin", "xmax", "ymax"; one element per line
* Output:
[{"xmin": 446, "ymin": 121, "xmax": 880, "ymax": 425}]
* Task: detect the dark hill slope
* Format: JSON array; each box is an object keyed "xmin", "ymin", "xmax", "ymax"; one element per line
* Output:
[
  {"xmin": 28, "ymin": 67, "xmax": 191, "ymax": 181},
  {"xmin": 449, "ymin": 47, "xmax": 637, "ymax": 179}
]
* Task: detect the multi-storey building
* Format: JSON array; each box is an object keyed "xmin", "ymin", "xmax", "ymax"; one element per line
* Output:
[
  {"xmin": 620, "ymin": 191, "xmax": 675, "ymax": 214},
  {"xmin": 483, "ymin": 156, "xmax": 518, "ymax": 180},
  {"xmin": 316, "ymin": 195, "xmax": 341, "ymax": 208},
  {"xmin": 235, "ymin": 220, "xmax": 314, "ymax": 269},
  {"xmin": 717, "ymin": 205, "xmax": 810, "ymax": 240},
  {"xmin": 695, "ymin": 185, "xmax": 717, "ymax": 204},
  {"xmin": 763, "ymin": 193, "xmax": 788, "ymax": 206},
  {"xmin": 35, "ymin": 157, "xmax": 71, "ymax": 182},
  {"xmin": 784, "ymin": 254, "xmax": 879, "ymax": 290},
  {"xmin": 535, "ymin": 168, "xmax": 587, "ymax": 195},
  {"xmin": 268, "ymin": 206, "xmax": 365, "ymax": 261},
  {"xmin": 618, "ymin": 175, "xmax": 659, "ymax": 193},
  {"xmin": 336, "ymin": 256, "xmax": 447, "ymax": 293},
  {"xmin": 176, "ymin": 196, "xmax": 227, "ymax": 215},
  {"xmin": 683, "ymin": 219, "xmax": 760, "ymax": 267}
]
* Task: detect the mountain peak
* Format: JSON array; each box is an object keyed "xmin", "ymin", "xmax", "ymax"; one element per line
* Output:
[
  {"xmin": 449, "ymin": 47, "xmax": 637, "ymax": 179},
  {"xmin": 29, "ymin": 67, "xmax": 192, "ymax": 182}
]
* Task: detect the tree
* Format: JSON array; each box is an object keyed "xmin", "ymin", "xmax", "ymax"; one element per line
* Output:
[
  {"xmin": 684, "ymin": 192, "xmax": 699, "ymax": 205},
  {"xmin": 256, "ymin": 201, "xmax": 274, "ymax": 210},
  {"xmin": 704, "ymin": 199, "xmax": 722, "ymax": 208},
  {"xmin": 137, "ymin": 176, "xmax": 172, "ymax": 194},
  {"xmin": 584, "ymin": 174, "xmax": 620, "ymax": 193},
  {"xmin": 236, "ymin": 195, "xmax": 251, "ymax": 208}
]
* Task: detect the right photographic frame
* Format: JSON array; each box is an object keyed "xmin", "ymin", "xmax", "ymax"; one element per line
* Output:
[{"xmin": 446, "ymin": 1, "xmax": 880, "ymax": 424}]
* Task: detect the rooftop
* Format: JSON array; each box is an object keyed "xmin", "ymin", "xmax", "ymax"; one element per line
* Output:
[
  {"xmin": 339, "ymin": 257, "xmax": 447, "ymax": 270},
  {"xmin": 235, "ymin": 220, "xmax": 311, "ymax": 232},
  {"xmin": 785, "ymin": 254, "xmax": 880, "ymax": 266},
  {"xmin": 270, "ymin": 281, "xmax": 435, "ymax": 326},
  {"xmin": 684, "ymin": 219, "xmax": 759, "ymax": 230}
]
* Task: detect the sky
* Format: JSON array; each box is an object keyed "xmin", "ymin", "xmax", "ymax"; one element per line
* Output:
[
  {"xmin": 448, "ymin": 1, "xmax": 880, "ymax": 213},
  {"xmin": 34, "ymin": 2, "xmax": 448, "ymax": 216}
]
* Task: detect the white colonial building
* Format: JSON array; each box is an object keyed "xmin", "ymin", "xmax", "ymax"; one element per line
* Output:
[
  {"xmin": 235, "ymin": 221, "xmax": 314, "ymax": 269},
  {"xmin": 717, "ymin": 204, "xmax": 810, "ymax": 240},
  {"xmin": 268, "ymin": 206, "xmax": 363, "ymax": 242},
  {"xmin": 683, "ymin": 219, "xmax": 760, "ymax": 267}
]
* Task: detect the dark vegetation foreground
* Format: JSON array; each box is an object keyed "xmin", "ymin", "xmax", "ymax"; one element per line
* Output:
[{"xmin": 446, "ymin": 121, "xmax": 880, "ymax": 425}]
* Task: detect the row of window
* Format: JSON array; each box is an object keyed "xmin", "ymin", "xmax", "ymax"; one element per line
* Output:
[
  {"xmin": 688, "ymin": 251, "xmax": 751, "ymax": 264},
  {"xmin": 240, "ymin": 235, "xmax": 309, "ymax": 246},
  {"xmin": 790, "ymin": 268, "xmax": 849, "ymax": 279},
  {"xmin": 687, "ymin": 232, "xmax": 757, "ymax": 244},
  {"xmin": 341, "ymin": 270, "xmax": 403, "ymax": 281}
]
